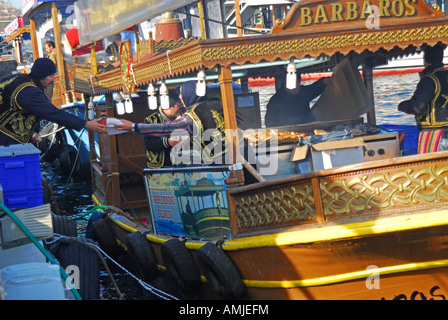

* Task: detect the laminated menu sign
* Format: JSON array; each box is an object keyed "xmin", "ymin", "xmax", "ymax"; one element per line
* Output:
[{"xmin": 145, "ymin": 170, "xmax": 231, "ymax": 241}]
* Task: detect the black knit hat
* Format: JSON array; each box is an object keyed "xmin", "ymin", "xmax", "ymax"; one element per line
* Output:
[
  {"xmin": 30, "ymin": 58, "xmax": 57, "ymax": 80},
  {"xmin": 424, "ymin": 45, "xmax": 444, "ymax": 65}
]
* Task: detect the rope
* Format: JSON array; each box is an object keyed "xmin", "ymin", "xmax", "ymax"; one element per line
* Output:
[
  {"xmin": 46, "ymin": 234, "xmax": 178, "ymax": 300},
  {"xmin": 39, "ymin": 125, "xmax": 66, "ymax": 138}
]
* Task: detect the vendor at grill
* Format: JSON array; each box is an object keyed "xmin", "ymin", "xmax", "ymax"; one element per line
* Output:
[{"xmin": 264, "ymin": 71, "xmax": 330, "ymax": 127}]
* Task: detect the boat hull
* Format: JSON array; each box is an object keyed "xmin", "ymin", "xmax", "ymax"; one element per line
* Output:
[{"xmin": 95, "ymin": 205, "xmax": 448, "ymax": 300}]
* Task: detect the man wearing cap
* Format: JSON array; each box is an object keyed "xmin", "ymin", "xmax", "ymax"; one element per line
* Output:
[
  {"xmin": 398, "ymin": 43, "xmax": 448, "ymax": 153},
  {"xmin": 0, "ymin": 58, "xmax": 106, "ymax": 146}
]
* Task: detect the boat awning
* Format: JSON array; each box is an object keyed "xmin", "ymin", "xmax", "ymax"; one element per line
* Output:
[
  {"xmin": 4, "ymin": 16, "xmax": 30, "ymax": 42},
  {"xmin": 74, "ymin": 0, "xmax": 448, "ymax": 94},
  {"xmin": 22, "ymin": 0, "xmax": 76, "ymax": 24},
  {"xmin": 74, "ymin": 0, "xmax": 199, "ymax": 47},
  {"xmin": 5, "ymin": 27, "xmax": 30, "ymax": 43}
]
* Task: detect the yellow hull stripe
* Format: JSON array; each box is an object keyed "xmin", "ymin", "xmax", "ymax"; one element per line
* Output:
[
  {"xmin": 94, "ymin": 196, "xmax": 448, "ymax": 288},
  {"xmin": 243, "ymin": 259, "xmax": 448, "ymax": 288},
  {"xmin": 221, "ymin": 209, "xmax": 448, "ymax": 251},
  {"xmin": 94, "ymin": 194, "xmax": 448, "ymax": 252}
]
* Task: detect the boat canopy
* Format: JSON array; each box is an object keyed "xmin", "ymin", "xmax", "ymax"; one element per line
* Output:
[
  {"xmin": 74, "ymin": 0, "xmax": 448, "ymax": 95},
  {"xmin": 74, "ymin": 0, "xmax": 198, "ymax": 47},
  {"xmin": 22, "ymin": 0, "xmax": 75, "ymax": 23}
]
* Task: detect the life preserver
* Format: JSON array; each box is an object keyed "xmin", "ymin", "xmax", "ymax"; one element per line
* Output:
[
  {"xmin": 161, "ymin": 238, "xmax": 201, "ymax": 298},
  {"xmin": 125, "ymin": 232, "xmax": 158, "ymax": 282},
  {"xmin": 51, "ymin": 237, "xmax": 100, "ymax": 300},
  {"xmin": 195, "ymin": 242, "xmax": 245, "ymax": 299}
]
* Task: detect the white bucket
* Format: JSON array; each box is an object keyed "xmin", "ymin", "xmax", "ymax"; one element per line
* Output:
[
  {"xmin": 0, "ymin": 242, "xmax": 46, "ymax": 269},
  {"xmin": 1, "ymin": 262, "xmax": 65, "ymax": 300}
]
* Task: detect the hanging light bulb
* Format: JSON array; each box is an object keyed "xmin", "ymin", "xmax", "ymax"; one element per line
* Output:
[
  {"xmin": 160, "ymin": 82, "xmax": 170, "ymax": 109},
  {"xmin": 88, "ymin": 96, "xmax": 95, "ymax": 120},
  {"xmin": 196, "ymin": 69, "xmax": 206, "ymax": 97},
  {"xmin": 286, "ymin": 58, "xmax": 297, "ymax": 90},
  {"xmin": 147, "ymin": 83, "xmax": 158, "ymax": 110},
  {"xmin": 125, "ymin": 94, "xmax": 134, "ymax": 113},
  {"xmin": 115, "ymin": 92, "xmax": 125, "ymax": 115}
]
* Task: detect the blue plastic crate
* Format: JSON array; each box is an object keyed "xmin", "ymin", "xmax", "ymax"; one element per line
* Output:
[
  {"xmin": 3, "ymin": 188, "xmax": 43, "ymax": 209},
  {"xmin": 0, "ymin": 143, "xmax": 43, "ymax": 209},
  {"xmin": 381, "ymin": 124, "xmax": 421, "ymax": 156}
]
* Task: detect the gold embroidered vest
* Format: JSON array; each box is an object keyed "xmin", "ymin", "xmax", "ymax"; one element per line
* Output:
[
  {"xmin": 184, "ymin": 101, "xmax": 227, "ymax": 163},
  {"xmin": 145, "ymin": 112, "xmax": 167, "ymax": 168},
  {"xmin": 416, "ymin": 67, "xmax": 448, "ymax": 129},
  {"xmin": 0, "ymin": 75, "xmax": 40, "ymax": 144}
]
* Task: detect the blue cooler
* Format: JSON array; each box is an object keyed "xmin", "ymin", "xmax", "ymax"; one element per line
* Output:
[{"xmin": 0, "ymin": 144, "xmax": 43, "ymax": 209}]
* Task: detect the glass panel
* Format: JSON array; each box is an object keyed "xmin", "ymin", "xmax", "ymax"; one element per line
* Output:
[{"xmin": 75, "ymin": 0, "xmax": 198, "ymax": 46}]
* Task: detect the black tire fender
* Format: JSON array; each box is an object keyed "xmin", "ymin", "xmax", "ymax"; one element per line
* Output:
[
  {"xmin": 125, "ymin": 232, "xmax": 158, "ymax": 282},
  {"xmin": 161, "ymin": 238, "xmax": 201, "ymax": 298},
  {"xmin": 91, "ymin": 217, "xmax": 121, "ymax": 258},
  {"xmin": 53, "ymin": 237, "xmax": 100, "ymax": 300},
  {"xmin": 52, "ymin": 215, "xmax": 77, "ymax": 237},
  {"xmin": 196, "ymin": 242, "xmax": 245, "ymax": 299}
]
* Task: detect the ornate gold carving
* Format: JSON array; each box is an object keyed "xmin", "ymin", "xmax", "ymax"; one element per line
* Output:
[
  {"xmin": 119, "ymin": 41, "xmax": 136, "ymax": 94},
  {"xmin": 202, "ymin": 25, "xmax": 448, "ymax": 63},
  {"xmin": 133, "ymin": 50, "xmax": 203, "ymax": 86},
  {"xmin": 140, "ymin": 37, "xmax": 199, "ymax": 54},
  {"xmin": 320, "ymin": 160, "xmax": 448, "ymax": 218},
  {"xmin": 234, "ymin": 183, "xmax": 317, "ymax": 231}
]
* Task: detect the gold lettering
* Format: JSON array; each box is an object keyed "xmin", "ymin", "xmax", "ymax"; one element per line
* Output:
[
  {"xmin": 331, "ymin": 3, "xmax": 344, "ymax": 21},
  {"xmin": 346, "ymin": 2, "xmax": 359, "ymax": 20},
  {"xmin": 300, "ymin": 7, "xmax": 313, "ymax": 26},
  {"xmin": 314, "ymin": 5, "xmax": 329, "ymax": 23},
  {"xmin": 405, "ymin": 0, "xmax": 417, "ymax": 16},
  {"xmin": 360, "ymin": 0, "xmax": 373, "ymax": 19},
  {"xmin": 391, "ymin": 0, "xmax": 404, "ymax": 16},
  {"xmin": 379, "ymin": 0, "xmax": 391, "ymax": 17}
]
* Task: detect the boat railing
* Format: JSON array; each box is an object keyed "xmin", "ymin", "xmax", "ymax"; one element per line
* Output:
[{"xmin": 227, "ymin": 150, "xmax": 448, "ymax": 238}]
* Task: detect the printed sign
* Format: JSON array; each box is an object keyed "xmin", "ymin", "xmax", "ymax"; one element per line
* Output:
[
  {"xmin": 4, "ymin": 17, "xmax": 23, "ymax": 36},
  {"xmin": 145, "ymin": 169, "xmax": 231, "ymax": 240},
  {"xmin": 22, "ymin": 0, "xmax": 37, "ymax": 15}
]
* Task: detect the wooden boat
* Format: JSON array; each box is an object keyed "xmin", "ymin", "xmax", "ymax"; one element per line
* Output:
[{"xmin": 74, "ymin": 0, "xmax": 448, "ymax": 299}]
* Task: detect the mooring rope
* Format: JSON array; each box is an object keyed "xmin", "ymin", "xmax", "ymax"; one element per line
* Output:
[{"xmin": 46, "ymin": 234, "xmax": 179, "ymax": 300}]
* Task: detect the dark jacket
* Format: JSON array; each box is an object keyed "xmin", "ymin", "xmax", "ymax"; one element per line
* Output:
[
  {"xmin": 264, "ymin": 78, "xmax": 327, "ymax": 127},
  {"xmin": 0, "ymin": 74, "xmax": 86, "ymax": 146},
  {"xmin": 398, "ymin": 63, "xmax": 448, "ymax": 130},
  {"xmin": 143, "ymin": 110, "xmax": 174, "ymax": 168}
]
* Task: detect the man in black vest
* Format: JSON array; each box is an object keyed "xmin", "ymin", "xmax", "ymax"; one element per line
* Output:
[
  {"xmin": 0, "ymin": 58, "xmax": 106, "ymax": 146},
  {"xmin": 143, "ymin": 98, "xmax": 183, "ymax": 168},
  {"xmin": 398, "ymin": 43, "xmax": 448, "ymax": 153},
  {"xmin": 114, "ymin": 81, "xmax": 244, "ymax": 165}
]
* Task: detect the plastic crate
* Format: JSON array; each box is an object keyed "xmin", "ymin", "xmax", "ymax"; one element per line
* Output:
[
  {"xmin": 0, "ymin": 143, "xmax": 43, "ymax": 209},
  {"xmin": 380, "ymin": 124, "xmax": 421, "ymax": 156}
]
